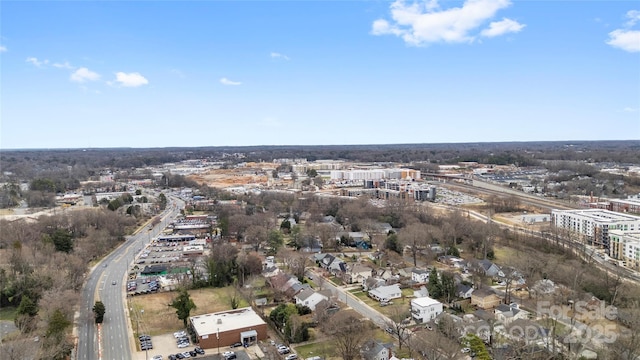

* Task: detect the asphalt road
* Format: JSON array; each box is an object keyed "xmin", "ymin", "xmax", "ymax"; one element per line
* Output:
[
  {"xmin": 77, "ymin": 196, "xmax": 183, "ymax": 360},
  {"xmin": 306, "ymin": 268, "xmax": 392, "ymax": 329}
]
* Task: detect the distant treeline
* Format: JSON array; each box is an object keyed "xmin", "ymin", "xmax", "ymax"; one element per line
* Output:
[{"xmin": 2, "ymin": 141, "xmax": 639, "ymax": 180}]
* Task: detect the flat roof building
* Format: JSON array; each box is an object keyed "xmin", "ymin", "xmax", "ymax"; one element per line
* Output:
[
  {"xmin": 190, "ymin": 307, "xmax": 267, "ymax": 349},
  {"xmin": 551, "ymin": 209, "xmax": 640, "ymax": 251},
  {"xmin": 610, "ymin": 230, "xmax": 640, "ymax": 271}
]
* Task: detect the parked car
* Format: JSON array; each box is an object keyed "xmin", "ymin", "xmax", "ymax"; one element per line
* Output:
[
  {"xmin": 230, "ymin": 342, "xmax": 242, "ymax": 348},
  {"xmin": 194, "ymin": 347, "xmax": 205, "ymax": 355},
  {"xmin": 285, "ymin": 354, "xmax": 298, "ymax": 360},
  {"xmin": 152, "ymin": 356, "xmax": 163, "ymax": 360}
]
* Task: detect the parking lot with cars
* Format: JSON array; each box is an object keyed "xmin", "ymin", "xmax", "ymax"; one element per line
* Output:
[{"xmin": 134, "ymin": 332, "xmax": 261, "ymax": 360}]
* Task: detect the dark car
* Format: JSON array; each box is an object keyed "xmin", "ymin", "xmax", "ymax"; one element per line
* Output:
[
  {"xmin": 189, "ymin": 350, "xmax": 198, "ymax": 357},
  {"xmin": 230, "ymin": 342, "xmax": 242, "ymax": 348},
  {"xmin": 175, "ymin": 354, "xmax": 185, "ymax": 359},
  {"xmin": 168, "ymin": 355, "xmax": 177, "ymax": 360},
  {"xmin": 194, "ymin": 347, "xmax": 205, "ymax": 355}
]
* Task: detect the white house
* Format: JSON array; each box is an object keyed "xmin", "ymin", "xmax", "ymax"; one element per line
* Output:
[
  {"xmin": 411, "ymin": 268, "xmax": 430, "ymax": 284},
  {"xmin": 294, "ymin": 288, "xmax": 330, "ymax": 311},
  {"xmin": 411, "ymin": 296, "xmax": 443, "ymax": 323},
  {"xmin": 368, "ymin": 284, "xmax": 402, "ymax": 302}
]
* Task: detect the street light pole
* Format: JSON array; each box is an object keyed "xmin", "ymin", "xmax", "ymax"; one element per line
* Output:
[{"xmin": 217, "ymin": 328, "xmax": 220, "ymax": 354}]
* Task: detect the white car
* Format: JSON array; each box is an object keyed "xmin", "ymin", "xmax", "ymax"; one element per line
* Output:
[
  {"xmin": 152, "ymin": 356, "xmax": 163, "ymax": 360},
  {"xmin": 177, "ymin": 342, "xmax": 189, "ymax": 348},
  {"xmin": 285, "ymin": 354, "xmax": 298, "ymax": 360}
]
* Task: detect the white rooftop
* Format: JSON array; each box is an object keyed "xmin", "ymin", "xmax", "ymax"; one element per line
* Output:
[
  {"xmin": 553, "ymin": 209, "xmax": 640, "ymax": 222},
  {"xmin": 411, "ymin": 296, "xmax": 441, "ymax": 307},
  {"xmin": 190, "ymin": 307, "xmax": 266, "ymax": 336}
]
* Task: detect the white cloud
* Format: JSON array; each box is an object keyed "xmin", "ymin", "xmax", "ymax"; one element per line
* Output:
[
  {"xmin": 0, "ymin": 45, "xmax": 7, "ymax": 53},
  {"xmin": 270, "ymin": 52, "xmax": 290, "ymax": 60},
  {"xmin": 70, "ymin": 67, "xmax": 101, "ymax": 83},
  {"xmin": 114, "ymin": 72, "xmax": 149, "ymax": 87},
  {"xmin": 607, "ymin": 10, "xmax": 640, "ymax": 52},
  {"xmin": 53, "ymin": 61, "xmax": 74, "ymax": 69},
  {"xmin": 481, "ymin": 18, "xmax": 525, "ymax": 37},
  {"xmin": 371, "ymin": 0, "xmax": 523, "ymax": 46},
  {"xmin": 26, "ymin": 57, "xmax": 49, "ymax": 67},
  {"xmin": 622, "ymin": 107, "xmax": 638, "ymax": 112},
  {"xmin": 220, "ymin": 77, "xmax": 242, "ymax": 86},
  {"xmin": 607, "ymin": 29, "xmax": 640, "ymax": 52},
  {"xmin": 625, "ymin": 10, "xmax": 640, "ymax": 27}
]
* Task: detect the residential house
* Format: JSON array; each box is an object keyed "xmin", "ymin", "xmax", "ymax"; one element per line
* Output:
[
  {"xmin": 364, "ymin": 277, "xmax": 385, "ymax": 291},
  {"xmin": 411, "ymin": 296, "xmax": 443, "ymax": 323},
  {"xmin": 494, "ymin": 303, "xmax": 529, "ymax": 325},
  {"xmin": 361, "ymin": 339, "xmax": 394, "ymax": 360},
  {"xmin": 374, "ymin": 222, "xmax": 394, "ymax": 235},
  {"xmin": 294, "ymin": 288, "xmax": 330, "ymax": 311},
  {"xmin": 473, "ymin": 259, "xmax": 503, "ymax": 278},
  {"xmin": 456, "ymin": 284, "xmax": 474, "ymax": 299},
  {"xmin": 368, "ymin": 284, "xmax": 402, "ymax": 302},
  {"xmin": 344, "ymin": 263, "xmax": 373, "ymax": 285},
  {"xmin": 471, "ymin": 288, "xmax": 502, "ymax": 309},
  {"xmin": 411, "ymin": 268, "xmax": 430, "ymax": 284}
]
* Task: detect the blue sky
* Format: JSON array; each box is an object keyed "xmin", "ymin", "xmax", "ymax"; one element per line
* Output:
[{"xmin": 1, "ymin": 0, "xmax": 639, "ymax": 149}]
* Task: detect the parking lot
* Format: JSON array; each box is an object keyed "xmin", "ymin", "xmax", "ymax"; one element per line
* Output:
[{"xmin": 133, "ymin": 333, "xmax": 261, "ymax": 360}]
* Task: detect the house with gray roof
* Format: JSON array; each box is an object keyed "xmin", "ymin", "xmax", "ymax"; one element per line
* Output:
[
  {"xmin": 411, "ymin": 268, "xmax": 430, "ymax": 284},
  {"xmin": 368, "ymin": 284, "xmax": 402, "ymax": 302},
  {"xmin": 294, "ymin": 288, "xmax": 330, "ymax": 311},
  {"xmin": 361, "ymin": 339, "xmax": 394, "ymax": 360}
]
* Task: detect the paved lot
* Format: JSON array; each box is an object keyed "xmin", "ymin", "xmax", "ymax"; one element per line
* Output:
[{"xmin": 132, "ymin": 333, "xmax": 263, "ymax": 360}]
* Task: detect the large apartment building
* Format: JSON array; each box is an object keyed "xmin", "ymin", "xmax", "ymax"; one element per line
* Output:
[
  {"xmin": 551, "ymin": 209, "xmax": 640, "ymax": 251},
  {"xmin": 609, "ymin": 230, "xmax": 640, "ymax": 270}
]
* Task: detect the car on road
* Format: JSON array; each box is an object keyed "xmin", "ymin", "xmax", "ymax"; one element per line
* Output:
[
  {"xmin": 461, "ymin": 348, "xmax": 471, "ymax": 353},
  {"xmin": 277, "ymin": 345, "xmax": 290, "ymax": 354},
  {"xmin": 112, "ymin": 280, "xmax": 117, "ymax": 285},
  {"xmin": 285, "ymin": 354, "xmax": 298, "ymax": 360}
]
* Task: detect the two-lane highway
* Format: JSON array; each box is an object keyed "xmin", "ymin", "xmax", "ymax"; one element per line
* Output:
[{"xmin": 77, "ymin": 197, "xmax": 183, "ymax": 360}]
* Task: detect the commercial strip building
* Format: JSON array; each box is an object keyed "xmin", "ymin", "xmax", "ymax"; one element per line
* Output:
[
  {"xmin": 609, "ymin": 230, "xmax": 640, "ymax": 270},
  {"xmin": 190, "ymin": 307, "xmax": 267, "ymax": 349},
  {"xmin": 551, "ymin": 209, "xmax": 640, "ymax": 251}
]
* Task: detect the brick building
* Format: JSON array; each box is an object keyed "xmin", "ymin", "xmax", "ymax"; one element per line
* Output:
[{"xmin": 190, "ymin": 307, "xmax": 267, "ymax": 349}]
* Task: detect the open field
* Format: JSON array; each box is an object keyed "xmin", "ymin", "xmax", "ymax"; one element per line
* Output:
[{"xmin": 129, "ymin": 287, "xmax": 250, "ymax": 336}]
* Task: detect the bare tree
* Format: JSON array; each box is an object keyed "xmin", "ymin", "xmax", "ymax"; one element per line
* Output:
[
  {"xmin": 399, "ymin": 222, "xmax": 430, "ymax": 267},
  {"xmin": 326, "ymin": 311, "xmax": 372, "ymax": 360},
  {"xmin": 385, "ymin": 304, "xmax": 412, "ymax": 351}
]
